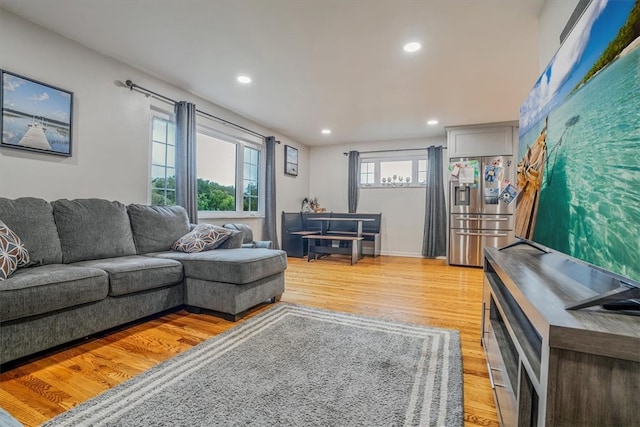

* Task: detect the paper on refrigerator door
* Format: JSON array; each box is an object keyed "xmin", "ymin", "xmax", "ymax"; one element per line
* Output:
[{"xmin": 458, "ymin": 164, "xmax": 475, "ymax": 184}]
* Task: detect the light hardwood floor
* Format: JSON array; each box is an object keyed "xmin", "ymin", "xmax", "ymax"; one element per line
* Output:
[{"xmin": 0, "ymin": 255, "xmax": 498, "ymax": 427}]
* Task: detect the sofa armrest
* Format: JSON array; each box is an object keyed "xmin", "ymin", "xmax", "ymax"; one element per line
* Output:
[
  {"xmin": 217, "ymin": 229, "xmax": 244, "ymax": 249},
  {"xmin": 254, "ymin": 241, "xmax": 273, "ymax": 249}
]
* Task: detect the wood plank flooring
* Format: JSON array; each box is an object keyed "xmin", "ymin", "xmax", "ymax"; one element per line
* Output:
[{"xmin": 0, "ymin": 255, "xmax": 498, "ymax": 427}]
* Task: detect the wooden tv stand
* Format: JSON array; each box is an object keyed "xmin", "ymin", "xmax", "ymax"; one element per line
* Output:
[{"xmin": 482, "ymin": 246, "xmax": 640, "ymax": 427}]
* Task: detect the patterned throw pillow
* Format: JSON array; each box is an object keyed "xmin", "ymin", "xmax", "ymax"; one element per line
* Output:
[
  {"xmin": 0, "ymin": 221, "xmax": 30, "ymax": 267},
  {"xmin": 0, "ymin": 220, "xmax": 30, "ymax": 281},
  {"xmin": 171, "ymin": 224, "xmax": 232, "ymax": 253}
]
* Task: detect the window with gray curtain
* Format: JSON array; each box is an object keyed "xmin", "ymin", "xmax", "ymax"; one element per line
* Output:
[
  {"xmin": 175, "ymin": 101, "xmax": 198, "ymax": 222},
  {"xmin": 422, "ymin": 146, "xmax": 446, "ymax": 258},
  {"xmin": 348, "ymin": 150, "xmax": 360, "ymax": 213}
]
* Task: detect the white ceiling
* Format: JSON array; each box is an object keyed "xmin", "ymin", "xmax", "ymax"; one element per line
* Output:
[{"xmin": 0, "ymin": 0, "xmax": 544, "ymax": 146}]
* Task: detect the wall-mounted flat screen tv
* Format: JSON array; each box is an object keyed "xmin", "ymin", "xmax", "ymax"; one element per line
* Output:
[{"xmin": 515, "ymin": 0, "xmax": 640, "ymax": 305}]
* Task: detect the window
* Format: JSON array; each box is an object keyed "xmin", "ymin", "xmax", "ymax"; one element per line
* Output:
[
  {"xmin": 149, "ymin": 110, "xmax": 264, "ymax": 216},
  {"xmin": 358, "ymin": 151, "xmax": 427, "ymax": 188},
  {"xmin": 360, "ymin": 162, "xmax": 375, "ymax": 185},
  {"xmin": 196, "ymin": 132, "xmax": 237, "ymax": 211},
  {"xmin": 196, "ymin": 124, "xmax": 263, "ymax": 216},
  {"xmin": 417, "ymin": 159, "xmax": 427, "ymax": 184},
  {"xmin": 150, "ymin": 114, "xmax": 176, "ymax": 205},
  {"xmin": 243, "ymin": 146, "xmax": 260, "ymax": 211},
  {"xmin": 380, "ymin": 160, "xmax": 412, "ymax": 185}
]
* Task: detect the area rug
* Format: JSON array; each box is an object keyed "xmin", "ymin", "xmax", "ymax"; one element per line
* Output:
[{"xmin": 44, "ymin": 303, "xmax": 463, "ymax": 426}]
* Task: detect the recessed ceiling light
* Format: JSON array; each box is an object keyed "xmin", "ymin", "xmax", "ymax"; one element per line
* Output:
[
  {"xmin": 321, "ymin": 129, "xmax": 331, "ymax": 135},
  {"xmin": 237, "ymin": 75, "xmax": 252, "ymax": 84},
  {"xmin": 403, "ymin": 42, "xmax": 421, "ymax": 53},
  {"xmin": 427, "ymin": 119, "xmax": 439, "ymax": 126}
]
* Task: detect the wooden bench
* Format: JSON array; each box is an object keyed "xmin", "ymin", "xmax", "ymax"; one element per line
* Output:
[{"xmin": 302, "ymin": 235, "xmax": 364, "ymax": 265}]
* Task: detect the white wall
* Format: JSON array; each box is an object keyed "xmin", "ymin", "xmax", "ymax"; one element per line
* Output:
[
  {"xmin": 538, "ymin": 0, "xmax": 580, "ymax": 71},
  {"xmin": 309, "ymin": 137, "xmax": 446, "ymax": 257},
  {"xmin": 0, "ymin": 8, "xmax": 310, "ymax": 243},
  {"xmin": 0, "ymin": 3, "xmax": 582, "ymax": 254}
]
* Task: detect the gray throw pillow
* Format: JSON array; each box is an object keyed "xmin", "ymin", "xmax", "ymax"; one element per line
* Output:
[{"xmin": 128, "ymin": 204, "xmax": 190, "ymax": 254}]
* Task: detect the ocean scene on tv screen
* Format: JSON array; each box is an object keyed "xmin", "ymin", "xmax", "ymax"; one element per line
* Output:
[{"xmin": 516, "ymin": 0, "xmax": 640, "ymax": 284}]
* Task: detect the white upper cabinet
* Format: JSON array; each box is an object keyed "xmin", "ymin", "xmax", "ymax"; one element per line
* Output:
[{"xmin": 446, "ymin": 122, "xmax": 518, "ymax": 158}]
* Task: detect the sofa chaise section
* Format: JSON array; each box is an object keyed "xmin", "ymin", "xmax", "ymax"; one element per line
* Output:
[
  {"xmin": 152, "ymin": 248, "xmax": 287, "ymax": 320},
  {"xmin": 129, "ymin": 204, "xmax": 287, "ymax": 321}
]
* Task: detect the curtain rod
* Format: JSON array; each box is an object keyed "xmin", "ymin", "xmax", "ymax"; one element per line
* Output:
[
  {"xmin": 342, "ymin": 146, "xmax": 445, "ymax": 155},
  {"xmin": 123, "ymin": 79, "xmax": 276, "ymax": 142}
]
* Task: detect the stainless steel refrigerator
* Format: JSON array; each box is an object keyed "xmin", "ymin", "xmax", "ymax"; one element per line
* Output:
[{"xmin": 448, "ymin": 155, "xmax": 515, "ymax": 266}]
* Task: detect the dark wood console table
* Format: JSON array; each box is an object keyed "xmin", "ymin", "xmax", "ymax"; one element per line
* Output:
[{"xmin": 482, "ymin": 246, "xmax": 640, "ymax": 427}]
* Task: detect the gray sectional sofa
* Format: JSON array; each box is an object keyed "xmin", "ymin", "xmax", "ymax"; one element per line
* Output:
[{"xmin": 0, "ymin": 197, "xmax": 287, "ymax": 365}]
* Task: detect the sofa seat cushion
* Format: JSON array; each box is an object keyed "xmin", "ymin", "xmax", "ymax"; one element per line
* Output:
[
  {"xmin": 151, "ymin": 248, "xmax": 287, "ymax": 285},
  {"xmin": 0, "ymin": 264, "xmax": 108, "ymax": 322},
  {"xmin": 52, "ymin": 199, "xmax": 137, "ymax": 263},
  {"xmin": 73, "ymin": 256, "xmax": 184, "ymax": 296}
]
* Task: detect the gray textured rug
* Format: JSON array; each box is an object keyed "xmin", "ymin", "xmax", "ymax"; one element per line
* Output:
[{"xmin": 44, "ymin": 303, "xmax": 463, "ymax": 427}]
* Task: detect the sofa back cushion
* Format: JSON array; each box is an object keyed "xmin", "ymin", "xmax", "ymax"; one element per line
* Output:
[
  {"xmin": 127, "ymin": 204, "xmax": 190, "ymax": 254},
  {"xmin": 0, "ymin": 197, "xmax": 63, "ymax": 266},
  {"xmin": 52, "ymin": 199, "xmax": 137, "ymax": 263},
  {"xmin": 222, "ymin": 223, "xmax": 253, "ymax": 244}
]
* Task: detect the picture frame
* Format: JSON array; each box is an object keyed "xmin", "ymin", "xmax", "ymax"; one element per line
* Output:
[
  {"xmin": 285, "ymin": 145, "xmax": 298, "ymax": 176},
  {"xmin": 1, "ymin": 70, "xmax": 73, "ymax": 157}
]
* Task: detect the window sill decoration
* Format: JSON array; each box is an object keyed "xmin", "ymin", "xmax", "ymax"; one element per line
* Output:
[
  {"xmin": 382, "ymin": 175, "xmax": 411, "ymax": 187},
  {"xmin": 301, "ymin": 197, "xmax": 326, "ymax": 213}
]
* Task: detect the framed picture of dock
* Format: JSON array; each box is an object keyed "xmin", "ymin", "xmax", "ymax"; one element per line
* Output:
[
  {"xmin": 284, "ymin": 145, "xmax": 298, "ymax": 176},
  {"xmin": 1, "ymin": 70, "xmax": 73, "ymax": 157}
]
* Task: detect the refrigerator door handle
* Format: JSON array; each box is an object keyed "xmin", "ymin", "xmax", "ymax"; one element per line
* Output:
[
  {"xmin": 455, "ymin": 231, "xmax": 509, "ymax": 237},
  {"xmin": 455, "ymin": 216, "xmax": 509, "ymax": 221}
]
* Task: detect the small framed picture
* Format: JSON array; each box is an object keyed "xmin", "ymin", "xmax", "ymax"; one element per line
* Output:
[
  {"xmin": 1, "ymin": 70, "xmax": 73, "ymax": 157},
  {"xmin": 285, "ymin": 145, "xmax": 298, "ymax": 176}
]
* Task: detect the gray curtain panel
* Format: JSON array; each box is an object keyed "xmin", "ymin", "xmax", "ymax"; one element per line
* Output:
[
  {"xmin": 175, "ymin": 101, "xmax": 198, "ymax": 223},
  {"xmin": 422, "ymin": 146, "xmax": 447, "ymax": 258},
  {"xmin": 264, "ymin": 136, "xmax": 280, "ymax": 249},
  {"xmin": 347, "ymin": 150, "xmax": 360, "ymax": 213}
]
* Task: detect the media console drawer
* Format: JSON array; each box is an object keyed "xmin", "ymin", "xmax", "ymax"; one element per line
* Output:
[{"xmin": 482, "ymin": 321, "xmax": 517, "ymax": 427}]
